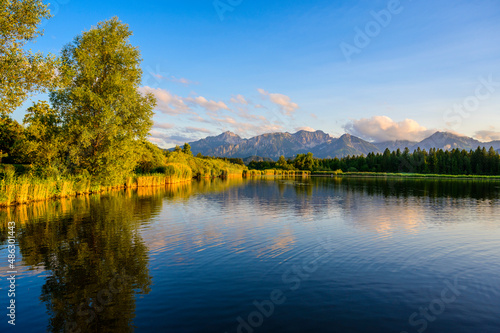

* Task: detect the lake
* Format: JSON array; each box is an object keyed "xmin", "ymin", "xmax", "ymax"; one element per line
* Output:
[{"xmin": 1, "ymin": 176, "xmax": 500, "ymax": 333}]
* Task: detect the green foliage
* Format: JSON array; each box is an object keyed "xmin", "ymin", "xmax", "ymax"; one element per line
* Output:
[
  {"xmin": 50, "ymin": 17, "xmax": 156, "ymax": 184},
  {"xmin": 164, "ymin": 163, "xmax": 193, "ymax": 183},
  {"xmin": 0, "ymin": 115, "xmax": 25, "ymax": 163},
  {"xmin": 22, "ymin": 101, "xmax": 66, "ymax": 174},
  {"xmin": 0, "ymin": 151, "xmax": 7, "ymax": 163},
  {"xmin": 209, "ymin": 156, "xmax": 245, "ymax": 166},
  {"xmin": 182, "ymin": 143, "xmax": 192, "ymax": 155},
  {"xmin": 313, "ymin": 169, "xmax": 343, "ymax": 175},
  {"xmin": 134, "ymin": 140, "xmax": 167, "ymax": 174},
  {"xmin": 0, "ymin": 164, "xmax": 16, "ymax": 180},
  {"xmin": 166, "ymin": 151, "xmax": 247, "ymax": 178},
  {"xmin": 294, "ymin": 152, "xmax": 316, "ymax": 171},
  {"xmin": 0, "ymin": 0, "xmax": 63, "ymax": 115},
  {"xmin": 277, "ymin": 155, "xmax": 287, "ymax": 168}
]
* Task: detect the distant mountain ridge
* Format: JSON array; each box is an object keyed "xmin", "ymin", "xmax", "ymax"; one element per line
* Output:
[{"xmin": 186, "ymin": 130, "xmax": 500, "ymax": 160}]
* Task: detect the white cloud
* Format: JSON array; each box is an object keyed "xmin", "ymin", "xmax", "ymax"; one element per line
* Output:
[
  {"xmin": 230, "ymin": 94, "xmax": 249, "ymax": 105},
  {"xmin": 148, "ymin": 130, "xmax": 196, "ymax": 147},
  {"xmin": 148, "ymin": 137, "xmax": 164, "ymax": 145},
  {"xmin": 144, "ymin": 67, "xmax": 196, "ymax": 86},
  {"xmin": 209, "ymin": 115, "xmax": 238, "ymax": 125},
  {"xmin": 140, "ymin": 86, "xmax": 230, "ymax": 116},
  {"xmin": 185, "ymin": 96, "xmax": 229, "ymax": 112},
  {"xmin": 258, "ymin": 89, "xmax": 299, "ymax": 116},
  {"xmin": 183, "ymin": 127, "xmax": 212, "ymax": 134},
  {"xmin": 295, "ymin": 126, "xmax": 315, "ymax": 132},
  {"xmin": 153, "ymin": 122, "xmax": 175, "ymax": 130},
  {"xmin": 143, "ymin": 85, "xmax": 301, "ymax": 142},
  {"xmin": 475, "ymin": 130, "xmax": 500, "ymax": 142},
  {"xmin": 139, "ymin": 86, "xmax": 191, "ymax": 115},
  {"xmin": 169, "ymin": 76, "xmax": 197, "ymax": 85},
  {"xmin": 344, "ymin": 116, "xmax": 435, "ymax": 142},
  {"xmin": 189, "ymin": 115, "xmax": 211, "ymax": 123},
  {"xmin": 149, "ymin": 129, "xmax": 169, "ymax": 138}
]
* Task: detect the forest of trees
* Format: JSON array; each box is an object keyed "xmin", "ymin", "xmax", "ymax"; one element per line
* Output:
[{"xmin": 249, "ymin": 147, "xmax": 500, "ymax": 176}]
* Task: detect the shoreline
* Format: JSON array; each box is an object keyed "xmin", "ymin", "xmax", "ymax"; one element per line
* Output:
[
  {"xmin": 311, "ymin": 171, "xmax": 500, "ymax": 180},
  {"xmin": 0, "ymin": 171, "xmax": 310, "ymax": 207},
  {"xmin": 0, "ymin": 174, "xmax": 196, "ymax": 207},
  {"xmin": 3, "ymin": 170, "xmax": 499, "ymax": 207}
]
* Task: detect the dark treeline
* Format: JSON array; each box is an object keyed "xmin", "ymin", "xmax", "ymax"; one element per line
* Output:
[{"xmin": 248, "ymin": 147, "xmax": 500, "ymax": 175}]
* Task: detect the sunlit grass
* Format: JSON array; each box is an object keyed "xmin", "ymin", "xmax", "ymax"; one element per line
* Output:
[
  {"xmin": 0, "ymin": 153, "xmax": 316, "ymax": 206},
  {"xmin": 0, "ymin": 153, "xmax": 248, "ymax": 206}
]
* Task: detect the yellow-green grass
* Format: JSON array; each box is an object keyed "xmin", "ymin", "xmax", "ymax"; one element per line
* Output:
[
  {"xmin": 166, "ymin": 152, "xmax": 248, "ymax": 179},
  {"xmin": 165, "ymin": 163, "xmax": 193, "ymax": 183},
  {"xmin": 1, "ymin": 161, "xmax": 205, "ymax": 206},
  {"xmin": 311, "ymin": 170, "xmax": 344, "ymax": 175},
  {"xmin": 1, "ymin": 154, "xmax": 315, "ymax": 206}
]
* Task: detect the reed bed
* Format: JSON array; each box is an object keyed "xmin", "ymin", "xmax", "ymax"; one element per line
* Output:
[
  {"xmin": 1, "ymin": 153, "xmax": 313, "ymax": 206},
  {"xmin": 1, "ymin": 162, "xmax": 196, "ymax": 206},
  {"xmin": 0, "ymin": 175, "xmax": 97, "ymax": 206},
  {"xmin": 164, "ymin": 163, "xmax": 193, "ymax": 183}
]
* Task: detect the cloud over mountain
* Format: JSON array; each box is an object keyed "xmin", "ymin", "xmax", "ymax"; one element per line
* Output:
[
  {"xmin": 295, "ymin": 126, "xmax": 316, "ymax": 132},
  {"xmin": 143, "ymin": 85, "xmax": 301, "ymax": 147},
  {"xmin": 344, "ymin": 116, "xmax": 435, "ymax": 142},
  {"xmin": 475, "ymin": 130, "xmax": 500, "ymax": 142}
]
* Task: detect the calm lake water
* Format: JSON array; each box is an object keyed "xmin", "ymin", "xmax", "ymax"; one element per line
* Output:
[{"xmin": 1, "ymin": 176, "xmax": 500, "ymax": 333}]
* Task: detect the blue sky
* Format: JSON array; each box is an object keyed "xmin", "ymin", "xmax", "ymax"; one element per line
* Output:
[{"xmin": 14, "ymin": 0, "xmax": 500, "ymax": 147}]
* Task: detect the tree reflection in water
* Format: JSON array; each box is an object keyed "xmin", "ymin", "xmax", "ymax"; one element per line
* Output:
[{"xmin": 15, "ymin": 191, "xmax": 158, "ymax": 332}]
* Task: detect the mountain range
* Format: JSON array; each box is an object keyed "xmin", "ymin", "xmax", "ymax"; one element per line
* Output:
[{"xmin": 186, "ymin": 130, "xmax": 500, "ymax": 160}]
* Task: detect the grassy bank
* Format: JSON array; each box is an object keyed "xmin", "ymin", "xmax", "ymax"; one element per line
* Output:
[
  {"xmin": 311, "ymin": 171, "xmax": 500, "ymax": 180},
  {"xmin": 0, "ymin": 173, "xmax": 196, "ymax": 207},
  {"xmin": 0, "ymin": 152, "xmax": 249, "ymax": 206},
  {"xmin": 1, "ymin": 154, "xmax": 319, "ymax": 207}
]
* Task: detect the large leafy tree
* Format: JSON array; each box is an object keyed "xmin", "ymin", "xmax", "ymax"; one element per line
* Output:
[
  {"xmin": 50, "ymin": 17, "xmax": 156, "ymax": 183},
  {"xmin": 22, "ymin": 101, "xmax": 65, "ymax": 173},
  {"xmin": 0, "ymin": 0, "xmax": 61, "ymax": 115}
]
